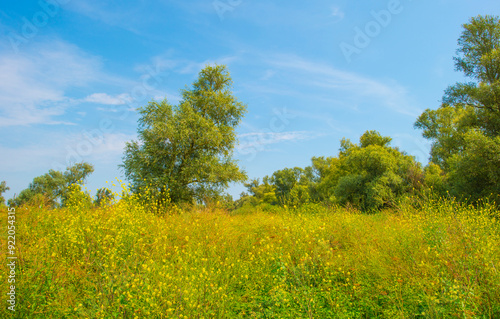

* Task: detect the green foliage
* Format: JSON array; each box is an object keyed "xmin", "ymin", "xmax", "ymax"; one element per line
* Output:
[
  {"xmin": 0, "ymin": 180, "xmax": 9, "ymax": 206},
  {"xmin": 359, "ymin": 130, "xmax": 392, "ymax": 148},
  {"xmin": 240, "ymin": 168, "xmax": 313, "ymax": 209},
  {"xmin": 270, "ymin": 167, "xmax": 309, "ymax": 205},
  {"xmin": 333, "ymin": 132, "xmax": 421, "ymax": 211},
  {"xmin": 288, "ymin": 183, "xmax": 311, "ymax": 207},
  {"xmin": 308, "ymin": 156, "xmax": 343, "ymax": 203},
  {"xmin": 131, "ymin": 183, "xmax": 173, "ymax": 214},
  {"xmin": 415, "ymin": 15, "xmax": 500, "ymax": 201},
  {"xmin": 454, "ymin": 15, "xmax": 500, "ymax": 87},
  {"xmin": 214, "ymin": 193, "xmax": 235, "ymax": 211},
  {"xmin": 240, "ymin": 177, "xmax": 278, "ymax": 207},
  {"xmin": 121, "ymin": 64, "xmax": 247, "ymax": 205},
  {"xmin": 242, "ymin": 131, "xmax": 423, "ymax": 212},
  {"xmin": 8, "ymin": 162, "xmax": 94, "ymax": 208},
  {"xmin": 94, "ymin": 187, "xmax": 115, "ymax": 207},
  {"xmin": 447, "ymin": 130, "xmax": 500, "ymax": 200},
  {"xmin": 414, "ymin": 105, "xmax": 472, "ymax": 170},
  {"xmin": 423, "ymin": 163, "xmax": 447, "ymax": 196},
  {"xmin": 334, "ymin": 174, "xmax": 365, "ymax": 208}
]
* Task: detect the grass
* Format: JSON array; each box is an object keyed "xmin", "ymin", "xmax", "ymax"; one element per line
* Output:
[{"xmin": 1, "ymin": 194, "xmax": 499, "ymax": 318}]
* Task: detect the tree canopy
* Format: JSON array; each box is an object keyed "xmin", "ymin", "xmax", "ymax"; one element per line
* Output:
[
  {"xmin": 8, "ymin": 162, "xmax": 94, "ymax": 208},
  {"xmin": 121, "ymin": 64, "xmax": 247, "ymax": 204},
  {"xmin": 237, "ymin": 130, "xmax": 423, "ymax": 211},
  {"xmin": 415, "ymin": 15, "xmax": 500, "ymax": 201}
]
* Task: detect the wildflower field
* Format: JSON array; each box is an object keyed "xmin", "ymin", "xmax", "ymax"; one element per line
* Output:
[{"xmin": 1, "ymin": 196, "xmax": 500, "ymax": 318}]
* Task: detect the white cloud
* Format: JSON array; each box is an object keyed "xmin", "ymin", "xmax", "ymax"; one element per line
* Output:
[
  {"xmin": 146, "ymin": 54, "xmax": 238, "ymax": 76},
  {"xmin": 84, "ymin": 132, "xmax": 136, "ymax": 163},
  {"xmin": 0, "ymin": 131, "xmax": 135, "ymax": 173},
  {"xmin": 0, "ymin": 40, "xmax": 105, "ymax": 127},
  {"xmin": 0, "ymin": 39, "xmax": 240, "ymax": 128},
  {"xmin": 237, "ymin": 131, "xmax": 319, "ymax": 153},
  {"xmin": 84, "ymin": 93, "xmax": 131, "ymax": 105}
]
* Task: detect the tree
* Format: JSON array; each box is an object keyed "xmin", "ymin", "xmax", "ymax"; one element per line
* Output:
[
  {"xmin": 235, "ymin": 130, "xmax": 422, "ymax": 211},
  {"xmin": 121, "ymin": 64, "xmax": 247, "ymax": 204},
  {"xmin": 0, "ymin": 181, "xmax": 9, "ymax": 207},
  {"xmin": 448, "ymin": 15, "xmax": 500, "ymax": 132},
  {"xmin": 415, "ymin": 15, "xmax": 500, "ymax": 199},
  {"xmin": 306, "ymin": 156, "xmax": 343, "ymax": 203},
  {"xmin": 270, "ymin": 167, "xmax": 307, "ymax": 205},
  {"xmin": 334, "ymin": 131, "xmax": 422, "ymax": 210},
  {"xmin": 447, "ymin": 130, "xmax": 500, "ymax": 200},
  {"xmin": 240, "ymin": 177, "xmax": 277, "ymax": 206},
  {"xmin": 8, "ymin": 162, "xmax": 94, "ymax": 208}
]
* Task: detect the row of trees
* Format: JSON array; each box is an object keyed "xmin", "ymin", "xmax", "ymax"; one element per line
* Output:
[
  {"xmin": 238, "ymin": 15, "xmax": 500, "ymax": 210},
  {"xmin": 2, "ymin": 163, "xmax": 113, "ymax": 208},
  {"xmin": 238, "ymin": 130, "xmax": 426, "ymax": 211},
  {"xmin": 3, "ymin": 15, "xmax": 499, "ymax": 212}
]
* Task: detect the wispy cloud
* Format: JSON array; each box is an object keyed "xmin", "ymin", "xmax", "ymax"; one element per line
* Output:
[
  {"xmin": 0, "ymin": 131, "xmax": 135, "ymax": 172},
  {"xmin": 84, "ymin": 93, "xmax": 131, "ymax": 105},
  {"xmin": 0, "ymin": 40, "xmax": 105, "ymax": 127},
  {"xmin": 147, "ymin": 53, "xmax": 239, "ymax": 75},
  {"xmin": 65, "ymin": 1, "xmax": 145, "ymax": 35},
  {"xmin": 261, "ymin": 69, "xmax": 276, "ymax": 81},
  {"xmin": 0, "ymin": 39, "xmax": 199, "ymax": 127},
  {"xmin": 264, "ymin": 54, "xmax": 421, "ymax": 116},
  {"xmin": 237, "ymin": 131, "xmax": 320, "ymax": 153}
]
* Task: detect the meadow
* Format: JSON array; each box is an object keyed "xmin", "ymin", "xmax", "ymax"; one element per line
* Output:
[{"xmin": 1, "ymin": 192, "xmax": 500, "ymax": 318}]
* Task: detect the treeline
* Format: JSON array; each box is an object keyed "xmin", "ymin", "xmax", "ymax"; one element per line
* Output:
[
  {"xmin": 1, "ymin": 163, "xmax": 114, "ymax": 209},
  {"xmin": 237, "ymin": 130, "xmax": 427, "ymax": 211},
  {"xmin": 2, "ymin": 15, "xmax": 499, "ymax": 212},
  {"xmin": 238, "ymin": 15, "xmax": 500, "ymax": 211}
]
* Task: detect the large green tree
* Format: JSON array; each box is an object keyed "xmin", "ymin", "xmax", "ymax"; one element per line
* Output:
[
  {"xmin": 415, "ymin": 15, "xmax": 500, "ymax": 200},
  {"xmin": 121, "ymin": 64, "xmax": 247, "ymax": 204},
  {"xmin": 8, "ymin": 162, "xmax": 94, "ymax": 208}
]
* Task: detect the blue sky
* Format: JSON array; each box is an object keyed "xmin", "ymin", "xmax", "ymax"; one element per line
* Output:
[{"xmin": 1, "ymin": 0, "xmax": 499, "ymax": 201}]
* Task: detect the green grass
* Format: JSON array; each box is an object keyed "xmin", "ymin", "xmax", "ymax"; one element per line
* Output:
[{"xmin": 1, "ymin": 197, "xmax": 499, "ymax": 318}]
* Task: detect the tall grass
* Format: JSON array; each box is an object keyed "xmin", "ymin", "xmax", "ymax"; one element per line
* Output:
[{"xmin": 1, "ymin": 193, "xmax": 499, "ymax": 318}]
